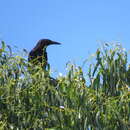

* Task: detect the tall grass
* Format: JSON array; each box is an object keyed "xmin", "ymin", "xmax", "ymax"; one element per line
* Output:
[{"xmin": 0, "ymin": 41, "xmax": 129, "ymax": 129}]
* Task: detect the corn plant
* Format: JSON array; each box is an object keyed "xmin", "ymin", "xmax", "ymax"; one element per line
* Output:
[{"xmin": 0, "ymin": 41, "xmax": 129, "ymax": 130}]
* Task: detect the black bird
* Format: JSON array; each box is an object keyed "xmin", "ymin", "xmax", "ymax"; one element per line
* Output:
[{"xmin": 28, "ymin": 39, "xmax": 61, "ymax": 69}]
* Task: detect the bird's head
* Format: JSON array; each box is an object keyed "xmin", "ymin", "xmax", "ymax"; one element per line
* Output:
[{"xmin": 38, "ymin": 39, "xmax": 61, "ymax": 49}]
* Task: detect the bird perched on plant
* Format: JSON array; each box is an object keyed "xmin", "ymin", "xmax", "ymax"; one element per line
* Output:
[{"xmin": 28, "ymin": 39, "xmax": 61, "ymax": 69}]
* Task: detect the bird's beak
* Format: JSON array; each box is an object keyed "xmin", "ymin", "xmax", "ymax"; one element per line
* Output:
[{"xmin": 51, "ymin": 41, "xmax": 61, "ymax": 45}]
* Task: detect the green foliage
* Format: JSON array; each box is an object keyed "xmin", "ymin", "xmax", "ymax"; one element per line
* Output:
[{"xmin": 0, "ymin": 41, "xmax": 129, "ymax": 129}]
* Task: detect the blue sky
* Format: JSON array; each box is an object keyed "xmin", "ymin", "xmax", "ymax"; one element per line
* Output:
[{"xmin": 0, "ymin": 0, "xmax": 130, "ymax": 74}]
